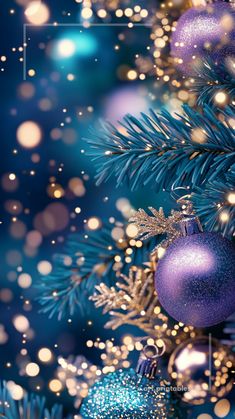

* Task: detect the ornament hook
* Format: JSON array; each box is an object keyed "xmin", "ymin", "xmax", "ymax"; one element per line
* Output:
[
  {"xmin": 136, "ymin": 342, "xmax": 166, "ymax": 379},
  {"xmin": 170, "ymin": 183, "xmax": 194, "ymax": 215},
  {"xmin": 143, "ymin": 342, "xmax": 166, "ymax": 359}
]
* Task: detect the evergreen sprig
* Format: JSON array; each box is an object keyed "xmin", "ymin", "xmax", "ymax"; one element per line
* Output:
[
  {"xmin": 191, "ymin": 60, "xmax": 235, "ymax": 106},
  {"xmin": 0, "ymin": 381, "xmax": 65, "ymax": 419},
  {"xmin": 192, "ymin": 169, "xmax": 235, "ymax": 238},
  {"xmin": 38, "ymin": 220, "xmax": 157, "ymax": 319},
  {"xmin": 87, "ymin": 105, "xmax": 235, "ymax": 191}
]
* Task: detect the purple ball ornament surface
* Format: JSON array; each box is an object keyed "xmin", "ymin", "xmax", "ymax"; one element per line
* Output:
[
  {"xmin": 171, "ymin": 2, "xmax": 235, "ymax": 75},
  {"xmin": 155, "ymin": 216, "xmax": 235, "ymax": 327}
]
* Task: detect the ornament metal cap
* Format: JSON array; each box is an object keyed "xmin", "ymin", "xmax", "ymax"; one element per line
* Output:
[
  {"xmin": 136, "ymin": 344, "xmax": 165, "ymax": 379},
  {"xmin": 177, "ymin": 215, "xmax": 203, "ymax": 237}
]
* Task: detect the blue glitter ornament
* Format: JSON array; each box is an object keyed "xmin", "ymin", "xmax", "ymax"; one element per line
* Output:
[
  {"xmin": 80, "ymin": 345, "xmax": 181, "ymax": 419},
  {"xmin": 155, "ymin": 216, "xmax": 235, "ymax": 328}
]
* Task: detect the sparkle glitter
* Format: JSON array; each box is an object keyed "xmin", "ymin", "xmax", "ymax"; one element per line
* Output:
[
  {"xmin": 155, "ymin": 221, "xmax": 235, "ymax": 328},
  {"xmin": 80, "ymin": 368, "xmax": 181, "ymax": 419}
]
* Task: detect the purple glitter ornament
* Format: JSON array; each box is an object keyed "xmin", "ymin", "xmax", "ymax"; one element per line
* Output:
[
  {"xmin": 171, "ymin": 2, "xmax": 235, "ymax": 75},
  {"xmin": 155, "ymin": 216, "xmax": 235, "ymax": 327}
]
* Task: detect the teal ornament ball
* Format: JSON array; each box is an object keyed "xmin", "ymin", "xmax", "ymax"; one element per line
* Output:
[{"xmin": 80, "ymin": 368, "xmax": 180, "ymax": 419}]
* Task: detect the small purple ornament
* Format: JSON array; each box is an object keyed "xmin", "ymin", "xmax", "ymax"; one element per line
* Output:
[
  {"xmin": 155, "ymin": 216, "xmax": 235, "ymax": 327},
  {"xmin": 168, "ymin": 336, "xmax": 235, "ymax": 404},
  {"xmin": 171, "ymin": 2, "xmax": 235, "ymax": 75}
]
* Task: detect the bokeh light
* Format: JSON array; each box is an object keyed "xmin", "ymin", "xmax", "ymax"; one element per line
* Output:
[
  {"xmin": 26, "ymin": 362, "xmax": 40, "ymax": 377},
  {"xmin": 1, "ymin": 173, "xmax": 19, "ymax": 192},
  {"xmin": 18, "ymin": 82, "xmax": 35, "ymax": 99},
  {"xmin": 5, "ymin": 200, "xmax": 23, "ymax": 215},
  {"xmin": 227, "ymin": 192, "xmax": 235, "ymax": 204},
  {"xmin": 38, "ymin": 347, "xmax": 53, "ymax": 363},
  {"xmin": 126, "ymin": 224, "xmax": 138, "ymax": 238},
  {"xmin": 37, "ymin": 260, "xmax": 52, "ymax": 275},
  {"xmin": 25, "ymin": 1, "xmax": 50, "ymax": 25},
  {"xmin": 220, "ymin": 211, "xmax": 230, "ymax": 223},
  {"xmin": 0, "ymin": 289, "xmax": 13, "ymax": 303},
  {"xmin": 87, "ymin": 217, "xmax": 101, "ymax": 230},
  {"xmin": 105, "ymin": 87, "xmax": 149, "ymax": 122},
  {"xmin": 81, "ymin": 7, "xmax": 93, "ymax": 20},
  {"xmin": 214, "ymin": 399, "xmax": 231, "ymax": 417},
  {"xmin": 7, "ymin": 382, "xmax": 24, "ymax": 401},
  {"xmin": 26, "ymin": 230, "xmax": 43, "ymax": 248},
  {"xmin": 18, "ymin": 273, "xmax": 32, "ymax": 289},
  {"xmin": 49, "ymin": 379, "xmax": 63, "ymax": 392},
  {"xmin": 68, "ymin": 178, "xmax": 86, "ymax": 197},
  {"xmin": 10, "ymin": 220, "xmax": 27, "ymax": 239},
  {"xmin": 13, "ymin": 315, "xmax": 30, "ymax": 333},
  {"xmin": 52, "ymin": 32, "xmax": 97, "ymax": 61},
  {"xmin": 0, "ymin": 325, "xmax": 8, "ymax": 344},
  {"xmin": 56, "ymin": 39, "xmax": 76, "ymax": 58},
  {"xmin": 34, "ymin": 203, "xmax": 70, "ymax": 235},
  {"xmin": 214, "ymin": 91, "xmax": 228, "ymax": 105},
  {"xmin": 17, "ymin": 121, "xmax": 42, "ymax": 148}
]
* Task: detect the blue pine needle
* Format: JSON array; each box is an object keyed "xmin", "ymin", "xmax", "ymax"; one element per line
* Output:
[
  {"xmin": 192, "ymin": 169, "xmax": 235, "ymax": 237},
  {"xmin": 0, "ymin": 381, "xmax": 65, "ymax": 419},
  {"xmin": 38, "ymin": 220, "xmax": 158, "ymax": 319},
  {"xmin": 191, "ymin": 59, "xmax": 235, "ymax": 106},
  {"xmin": 86, "ymin": 105, "xmax": 235, "ymax": 192}
]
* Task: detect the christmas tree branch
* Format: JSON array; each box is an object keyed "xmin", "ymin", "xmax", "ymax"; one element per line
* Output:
[
  {"xmin": 0, "ymin": 381, "xmax": 66, "ymax": 419},
  {"xmin": 192, "ymin": 170, "xmax": 235, "ymax": 237},
  {"xmin": 87, "ymin": 105, "xmax": 235, "ymax": 191},
  {"xmin": 91, "ymin": 268, "xmax": 166, "ymax": 336},
  {"xmin": 91, "ymin": 267, "xmax": 195, "ymax": 346},
  {"xmin": 191, "ymin": 59, "xmax": 235, "ymax": 106},
  {"xmin": 38, "ymin": 221, "xmax": 157, "ymax": 319},
  {"xmin": 130, "ymin": 206, "xmax": 187, "ymax": 255}
]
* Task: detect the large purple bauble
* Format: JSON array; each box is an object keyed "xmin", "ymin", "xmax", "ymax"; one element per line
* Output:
[
  {"xmin": 155, "ymin": 232, "xmax": 235, "ymax": 327},
  {"xmin": 171, "ymin": 2, "xmax": 235, "ymax": 75}
]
